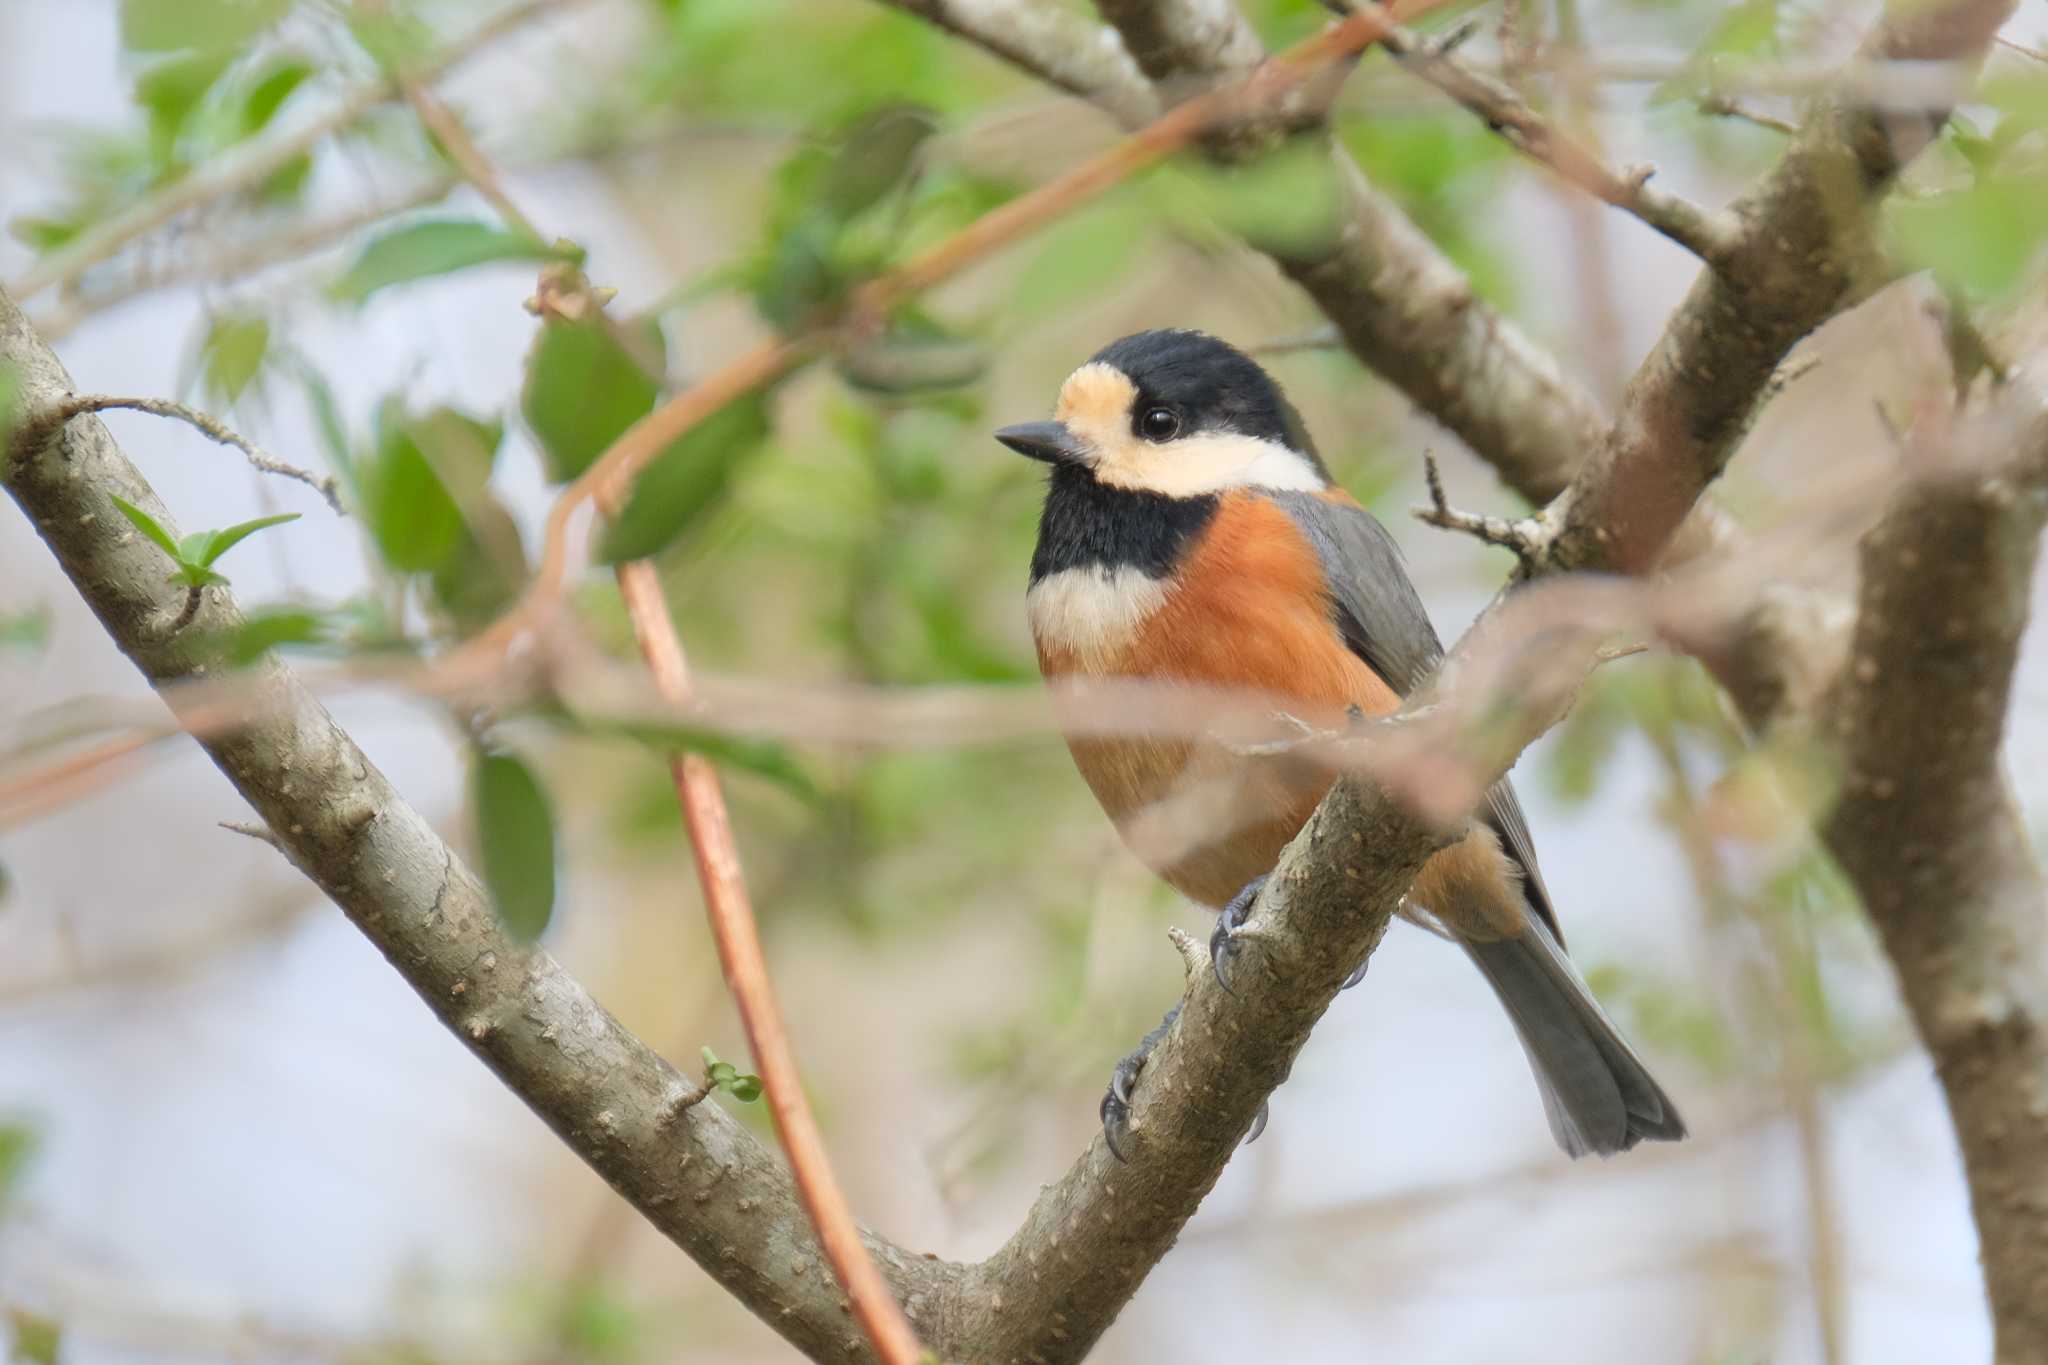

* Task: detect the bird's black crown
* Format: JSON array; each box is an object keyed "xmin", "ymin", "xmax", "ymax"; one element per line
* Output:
[{"xmin": 1090, "ymin": 329, "xmax": 1322, "ymax": 462}]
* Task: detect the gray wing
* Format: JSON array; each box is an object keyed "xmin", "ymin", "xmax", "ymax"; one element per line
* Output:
[{"xmin": 1272, "ymin": 491, "xmax": 1563, "ymax": 946}]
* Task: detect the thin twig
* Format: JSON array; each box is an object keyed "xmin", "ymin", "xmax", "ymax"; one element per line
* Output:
[
  {"xmin": 615, "ymin": 562, "xmax": 925, "ymax": 1365},
  {"xmin": 1353, "ymin": 0, "xmax": 1740, "ymax": 262},
  {"xmin": 17, "ymin": 395, "xmax": 342, "ymax": 512},
  {"xmin": 168, "ymin": 586, "xmax": 204, "ymax": 634},
  {"xmin": 30, "ymin": 178, "xmax": 458, "ymax": 341},
  {"xmin": 1412, "ymin": 450, "xmax": 1544, "ymax": 567},
  {"xmin": 4, "ymin": 0, "xmax": 585, "ymax": 304},
  {"xmin": 1697, "ymin": 92, "xmax": 1798, "ymax": 135},
  {"xmin": 219, "ymin": 819, "xmax": 287, "ymax": 852}
]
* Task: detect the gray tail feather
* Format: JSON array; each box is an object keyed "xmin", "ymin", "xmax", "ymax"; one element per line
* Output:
[{"xmin": 1463, "ymin": 921, "xmax": 1687, "ymax": 1158}]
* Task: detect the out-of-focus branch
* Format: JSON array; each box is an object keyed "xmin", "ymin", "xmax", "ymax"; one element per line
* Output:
[
  {"xmin": 888, "ymin": 0, "xmax": 1159, "ymax": 123},
  {"xmin": 1816, "ymin": 392, "xmax": 2048, "ymax": 1363},
  {"xmin": 4, "ymin": 0, "xmax": 586, "ymax": 304},
  {"xmin": 1373, "ymin": 9, "xmax": 1739, "ymax": 263},
  {"xmin": 1095, "ymin": 0, "xmax": 1266, "ymax": 87},
  {"xmin": 1534, "ymin": 0, "xmax": 2019, "ymax": 578}
]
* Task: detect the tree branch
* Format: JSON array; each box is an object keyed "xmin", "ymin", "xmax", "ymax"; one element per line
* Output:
[
  {"xmin": 1816, "ymin": 392, "xmax": 2048, "ymax": 1362},
  {"xmin": 1532, "ymin": 0, "xmax": 2019, "ymax": 577},
  {"xmin": 887, "ymin": 0, "xmax": 1159, "ymax": 124},
  {"xmin": 17, "ymin": 394, "xmax": 342, "ymax": 512}
]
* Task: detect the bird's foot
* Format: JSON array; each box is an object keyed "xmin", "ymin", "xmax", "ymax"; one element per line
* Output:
[
  {"xmin": 1100, "ymin": 999, "xmax": 1269, "ymax": 1161},
  {"xmin": 1101, "ymin": 1001, "xmax": 1177, "ymax": 1162},
  {"xmin": 1210, "ymin": 875, "xmax": 1268, "ymax": 997}
]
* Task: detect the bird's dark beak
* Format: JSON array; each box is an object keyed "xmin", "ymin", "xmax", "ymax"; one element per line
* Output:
[{"xmin": 994, "ymin": 420, "xmax": 1086, "ymax": 465}]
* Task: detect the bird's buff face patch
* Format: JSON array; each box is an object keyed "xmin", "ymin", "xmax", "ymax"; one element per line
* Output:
[{"xmin": 1054, "ymin": 363, "xmax": 1325, "ymax": 498}]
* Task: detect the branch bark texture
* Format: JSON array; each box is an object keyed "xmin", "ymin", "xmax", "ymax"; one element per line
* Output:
[{"xmin": 1818, "ymin": 409, "xmax": 2048, "ymax": 1363}]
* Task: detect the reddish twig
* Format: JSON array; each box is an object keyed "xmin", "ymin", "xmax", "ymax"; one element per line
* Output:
[{"xmin": 613, "ymin": 560, "xmax": 924, "ymax": 1365}]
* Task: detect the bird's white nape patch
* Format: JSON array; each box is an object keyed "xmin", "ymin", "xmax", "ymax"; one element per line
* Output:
[
  {"xmin": 1027, "ymin": 565, "xmax": 1170, "ymax": 671},
  {"xmin": 1094, "ymin": 431, "xmax": 1326, "ymax": 497}
]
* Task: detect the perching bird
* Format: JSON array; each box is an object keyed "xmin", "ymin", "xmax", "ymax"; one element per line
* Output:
[{"xmin": 996, "ymin": 329, "xmax": 1685, "ymax": 1160}]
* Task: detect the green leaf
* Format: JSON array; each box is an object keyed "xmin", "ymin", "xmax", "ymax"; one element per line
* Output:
[
  {"xmin": 726, "ymin": 1074, "xmax": 763, "ymax": 1102},
  {"xmin": 238, "ymin": 58, "xmax": 313, "ymax": 137},
  {"xmin": 301, "ymin": 368, "xmax": 360, "ymax": 507},
  {"xmin": 330, "ymin": 219, "xmax": 577, "ymax": 305},
  {"xmin": 196, "ymin": 511, "xmax": 298, "ymax": 566},
  {"xmin": 1890, "ymin": 171, "xmax": 2048, "ymax": 298},
  {"xmin": 201, "ymin": 605, "xmax": 330, "ymax": 666},
  {"xmin": 363, "ymin": 400, "xmax": 465, "ymax": 573},
  {"xmin": 473, "ymin": 750, "xmax": 558, "ymax": 942},
  {"xmin": 170, "ymin": 564, "xmax": 230, "ymax": 589},
  {"xmin": 135, "ymin": 48, "xmax": 234, "ymax": 151},
  {"xmin": 7, "ymin": 217, "xmax": 80, "ymax": 252},
  {"xmin": 122, "ymin": 0, "xmax": 288, "ymax": 53},
  {"xmin": 0, "ymin": 606, "xmax": 50, "ymax": 653},
  {"xmin": 5, "ymin": 1307, "xmax": 59, "ymax": 1365},
  {"xmin": 0, "ymin": 1123, "xmax": 35, "ymax": 1200},
  {"xmin": 198, "ymin": 313, "xmax": 270, "ymax": 405},
  {"xmin": 521, "ymin": 315, "xmax": 665, "ymax": 482},
  {"xmin": 109, "ymin": 493, "xmax": 184, "ymax": 563},
  {"xmin": 596, "ymin": 393, "xmax": 770, "ymax": 563},
  {"xmin": 819, "ymin": 104, "xmax": 937, "ymax": 221}
]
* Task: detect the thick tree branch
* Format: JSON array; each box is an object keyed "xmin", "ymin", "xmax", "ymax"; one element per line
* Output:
[
  {"xmin": 1534, "ymin": 0, "xmax": 2019, "ymax": 577},
  {"xmin": 1816, "ymin": 394, "xmax": 2048, "ymax": 1363}
]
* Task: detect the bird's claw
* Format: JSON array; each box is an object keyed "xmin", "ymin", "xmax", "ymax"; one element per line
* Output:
[
  {"xmin": 1100, "ymin": 1002, "xmax": 1180, "ymax": 1163},
  {"xmin": 1210, "ymin": 875, "xmax": 1268, "ymax": 997}
]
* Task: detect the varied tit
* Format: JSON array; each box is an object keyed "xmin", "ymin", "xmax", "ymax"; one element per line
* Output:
[{"xmin": 995, "ymin": 329, "xmax": 1685, "ymax": 1161}]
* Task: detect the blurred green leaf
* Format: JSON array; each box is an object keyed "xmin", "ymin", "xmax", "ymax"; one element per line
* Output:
[
  {"xmin": 596, "ymin": 393, "xmax": 771, "ymax": 563},
  {"xmin": 1891, "ymin": 172, "xmax": 2048, "ymax": 298},
  {"xmin": 5, "ymin": 1307, "xmax": 58, "ymax": 1365},
  {"xmin": 238, "ymin": 57, "xmax": 312, "ymax": 137},
  {"xmin": 330, "ymin": 219, "xmax": 578, "ymax": 305},
  {"xmin": 0, "ymin": 607, "xmax": 50, "ymax": 653},
  {"xmin": 363, "ymin": 400, "xmax": 466, "ymax": 573},
  {"xmin": 121, "ymin": 0, "xmax": 288, "ymax": 53},
  {"xmin": 698, "ymin": 1046, "xmax": 764, "ymax": 1103},
  {"xmin": 473, "ymin": 750, "xmax": 557, "ymax": 942},
  {"xmin": 522, "ymin": 315, "xmax": 665, "ymax": 482},
  {"xmin": 347, "ymin": 6, "xmax": 437, "ymax": 73},
  {"xmin": 0, "ymin": 1123, "xmax": 34, "ymax": 1201},
  {"xmin": 108, "ymin": 493, "xmax": 181, "ymax": 561},
  {"xmin": 135, "ymin": 49, "xmax": 233, "ymax": 156},
  {"xmin": 820, "ymin": 104, "xmax": 937, "ymax": 220},
  {"xmin": 197, "ymin": 312, "xmax": 270, "ymax": 405},
  {"xmin": 300, "ymin": 368, "xmax": 360, "ymax": 508},
  {"xmin": 200, "ymin": 605, "xmax": 330, "ymax": 666},
  {"xmin": 7, "ymin": 217, "xmax": 80, "ymax": 252}
]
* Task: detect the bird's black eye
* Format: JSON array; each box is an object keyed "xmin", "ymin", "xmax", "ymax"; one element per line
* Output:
[{"xmin": 1137, "ymin": 405, "xmax": 1180, "ymax": 442}]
